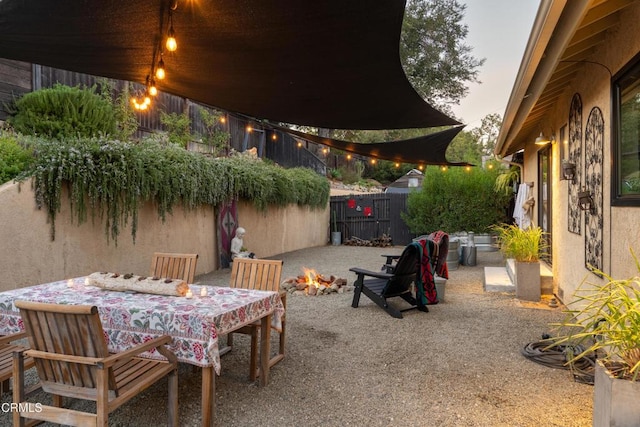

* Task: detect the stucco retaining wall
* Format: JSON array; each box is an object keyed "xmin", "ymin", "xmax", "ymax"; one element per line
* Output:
[{"xmin": 0, "ymin": 180, "xmax": 329, "ymax": 291}]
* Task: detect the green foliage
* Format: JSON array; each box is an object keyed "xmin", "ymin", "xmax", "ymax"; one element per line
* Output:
[
  {"xmin": 339, "ymin": 161, "xmax": 365, "ymax": 184},
  {"xmin": 0, "ymin": 131, "xmax": 33, "ymax": 184},
  {"xmin": 18, "ymin": 136, "xmax": 329, "ymax": 243},
  {"xmin": 365, "ymin": 160, "xmax": 414, "ymax": 184},
  {"xmin": 159, "ymin": 111, "xmax": 192, "ymax": 148},
  {"xmin": 401, "ymin": 0, "xmax": 484, "ymax": 109},
  {"xmin": 402, "ymin": 166, "xmax": 510, "ymax": 234},
  {"xmin": 549, "ymin": 250, "xmax": 640, "ymax": 380},
  {"xmin": 198, "ymin": 109, "xmax": 230, "ymax": 156},
  {"xmin": 8, "ymin": 84, "xmax": 117, "ymax": 139},
  {"xmin": 494, "ymin": 166, "xmax": 520, "ymax": 195},
  {"xmin": 445, "ymin": 130, "xmax": 483, "ymax": 164},
  {"xmin": 491, "ymin": 223, "xmax": 545, "ymax": 262}
]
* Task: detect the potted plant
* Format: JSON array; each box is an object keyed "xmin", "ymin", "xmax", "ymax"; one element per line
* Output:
[
  {"xmin": 491, "ymin": 223, "xmax": 545, "ymax": 301},
  {"xmin": 549, "ymin": 252, "xmax": 640, "ymax": 426}
]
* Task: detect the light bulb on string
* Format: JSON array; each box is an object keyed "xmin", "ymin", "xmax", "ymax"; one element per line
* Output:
[
  {"xmin": 156, "ymin": 56, "xmax": 166, "ymax": 80},
  {"xmin": 166, "ymin": 12, "xmax": 177, "ymax": 52},
  {"xmin": 149, "ymin": 79, "xmax": 158, "ymax": 96}
]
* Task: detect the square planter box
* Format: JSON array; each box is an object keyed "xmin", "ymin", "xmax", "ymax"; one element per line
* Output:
[
  {"xmin": 594, "ymin": 360, "xmax": 640, "ymax": 427},
  {"xmin": 514, "ymin": 261, "xmax": 540, "ymax": 302}
]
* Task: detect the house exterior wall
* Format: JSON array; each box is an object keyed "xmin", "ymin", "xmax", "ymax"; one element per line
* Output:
[
  {"xmin": 0, "ymin": 180, "xmax": 328, "ymax": 291},
  {"xmin": 522, "ymin": 2, "xmax": 640, "ymax": 304}
]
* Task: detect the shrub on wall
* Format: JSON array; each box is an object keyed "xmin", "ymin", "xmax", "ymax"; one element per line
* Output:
[
  {"xmin": 402, "ymin": 166, "xmax": 510, "ymax": 234},
  {"xmin": 18, "ymin": 136, "xmax": 330, "ymax": 243},
  {"xmin": 7, "ymin": 84, "xmax": 117, "ymax": 139},
  {"xmin": 0, "ymin": 131, "xmax": 33, "ymax": 185}
]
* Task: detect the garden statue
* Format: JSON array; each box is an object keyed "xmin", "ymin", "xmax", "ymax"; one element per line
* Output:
[{"xmin": 230, "ymin": 227, "xmax": 255, "ymax": 259}]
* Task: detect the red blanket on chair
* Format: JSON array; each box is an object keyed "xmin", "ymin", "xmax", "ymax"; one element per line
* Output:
[{"xmin": 413, "ymin": 239, "xmax": 438, "ymax": 306}]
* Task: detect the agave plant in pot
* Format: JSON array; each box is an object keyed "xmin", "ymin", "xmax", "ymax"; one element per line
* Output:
[
  {"xmin": 491, "ymin": 223, "xmax": 545, "ymax": 301},
  {"xmin": 549, "ymin": 252, "xmax": 640, "ymax": 427}
]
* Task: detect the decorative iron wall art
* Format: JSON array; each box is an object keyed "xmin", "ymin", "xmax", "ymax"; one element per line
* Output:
[
  {"xmin": 584, "ymin": 107, "xmax": 604, "ymax": 273},
  {"xmin": 568, "ymin": 94, "xmax": 582, "ymax": 235}
]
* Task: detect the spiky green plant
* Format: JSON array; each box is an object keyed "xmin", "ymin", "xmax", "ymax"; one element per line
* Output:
[
  {"xmin": 491, "ymin": 223, "xmax": 545, "ymax": 263},
  {"xmin": 550, "ymin": 250, "xmax": 640, "ymax": 380}
]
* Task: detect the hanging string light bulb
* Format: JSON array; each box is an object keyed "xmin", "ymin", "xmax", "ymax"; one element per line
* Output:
[
  {"xmin": 156, "ymin": 54, "xmax": 166, "ymax": 80},
  {"xmin": 166, "ymin": 8, "xmax": 177, "ymax": 52},
  {"xmin": 149, "ymin": 81, "xmax": 158, "ymax": 96}
]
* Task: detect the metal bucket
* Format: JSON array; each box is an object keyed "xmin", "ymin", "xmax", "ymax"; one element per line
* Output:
[
  {"xmin": 447, "ymin": 239, "xmax": 460, "ymax": 271},
  {"xmin": 461, "ymin": 245, "xmax": 477, "ymax": 266}
]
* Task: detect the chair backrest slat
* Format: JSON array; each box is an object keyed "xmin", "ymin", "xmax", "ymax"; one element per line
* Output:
[
  {"xmin": 230, "ymin": 258, "xmax": 283, "ymax": 292},
  {"xmin": 150, "ymin": 252, "xmax": 199, "ymax": 284},
  {"xmin": 16, "ymin": 300, "xmax": 115, "ymax": 391}
]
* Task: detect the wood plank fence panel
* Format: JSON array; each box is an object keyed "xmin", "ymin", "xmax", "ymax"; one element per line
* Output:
[{"xmin": 330, "ymin": 193, "xmax": 415, "ymax": 246}]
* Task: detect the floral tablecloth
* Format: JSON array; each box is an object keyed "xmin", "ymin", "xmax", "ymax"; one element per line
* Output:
[{"xmin": 0, "ymin": 278, "xmax": 284, "ymax": 375}]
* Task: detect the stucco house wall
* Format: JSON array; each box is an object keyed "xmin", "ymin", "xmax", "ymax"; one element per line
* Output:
[
  {"xmin": 0, "ymin": 180, "xmax": 329, "ymax": 291},
  {"xmin": 518, "ymin": 1, "xmax": 640, "ymax": 303}
]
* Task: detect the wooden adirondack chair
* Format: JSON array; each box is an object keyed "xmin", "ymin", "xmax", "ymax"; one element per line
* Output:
[
  {"xmin": 150, "ymin": 252, "xmax": 199, "ymax": 283},
  {"xmin": 227, "ymin": 258, "xmax": 285, "ymax": 381},
  {"xmin": 350, "ymin": 243, "xmax": 427, "ymax": 319},
  {"xmin": 13, "ymin": 300, "xmax": 179, "ymax": 427},
  {"xmin": 0, "ymin": 332, "xmax": 34, "ymax": 396}
]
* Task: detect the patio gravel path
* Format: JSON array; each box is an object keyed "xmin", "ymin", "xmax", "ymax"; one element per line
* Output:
[{"xmin": 1, "ymin": 245, "xmax": 593, "ymax": 426}]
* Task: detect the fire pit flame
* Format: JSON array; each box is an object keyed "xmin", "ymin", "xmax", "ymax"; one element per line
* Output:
[{"xmin": 280, "ymin": 267, "xmax": 351, "ymax": 296}]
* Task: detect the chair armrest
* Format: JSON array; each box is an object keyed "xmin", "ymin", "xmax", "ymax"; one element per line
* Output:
[
  {"xmin": 381, "ymin": 254, "xmax": 401, "ymax": 264},
  {"xmin": 101, "ymin": 335, "xmax": 173, "ymax": 367},
  {"xmin": 24, "ymin": 349, "xmax": 102, "ymax": 365},
  {"xmin": 0, "ymin": 331, "xmax": 27, "ymax": 345},
  {"xmin": 349, "ymin": 267, "xmax": 393, "ymax": 280}
]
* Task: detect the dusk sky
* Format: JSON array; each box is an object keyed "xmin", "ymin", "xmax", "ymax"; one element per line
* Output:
[{"xmin": 451, "ymin": 0, "xmax": 540, "ymax": 128}]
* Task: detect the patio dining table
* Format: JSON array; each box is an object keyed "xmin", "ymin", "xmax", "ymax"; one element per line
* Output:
[{"xmin": 0, "ymin": 277, "xmax": 285, "ymax": 427}]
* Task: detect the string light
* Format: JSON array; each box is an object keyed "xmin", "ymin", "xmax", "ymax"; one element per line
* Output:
[
  {"xmin": 148, "ymin": 79, "xmax": 158, "ymax": 96},
  {"xmin": 166, "ymin": 9, "xmax": 177, "ymax": 52},
  {"xmin": 271, "ymin": 132, "xmax": 277, "ymax": 141},
  {"xmin": 418, "ymin": 165, "xmax": 424, "ymax": 171},
  {"xmin": 156, "ymin": 55, "xmax": 166, "ymax": 80},
  {"xmin": 395, "ymin": 163, "xmax": 400, "ymax": 168},
  {"xmin": 246, "ymin": 125, "xmax": 253, "ymax": 133},
  {"xmin": 346, "ymin": 154, "xmax": 352, "ymax": 160},
  {"xmin": 370, "ymin": 159, "xmax": 377, "ymax": 165}
]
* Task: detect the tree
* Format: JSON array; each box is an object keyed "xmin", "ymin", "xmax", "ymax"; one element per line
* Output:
[
  {"xmin": 446, "ymin": 130, "xmax": 482, "ymax": 164},
  {"xmin": 470, "ymin": 113, "xmax": 502, "ymax": 157},
  {"xmin": 401, "ymin": 0, "xmax": 485, "ymax": 113}
]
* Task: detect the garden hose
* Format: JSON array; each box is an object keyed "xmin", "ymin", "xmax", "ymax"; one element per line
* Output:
[{"xmin": 521, "ymin": 339, "xmax": 596, "ymax": 385}]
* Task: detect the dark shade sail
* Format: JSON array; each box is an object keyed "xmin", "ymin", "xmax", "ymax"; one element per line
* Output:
[
  {"xmin": 0, "ymin": 0, "xmax": 460, "ymax": 130},
  {"xmin": 274, "ymin": 125, "xmax": 470, "ymax": 166}
]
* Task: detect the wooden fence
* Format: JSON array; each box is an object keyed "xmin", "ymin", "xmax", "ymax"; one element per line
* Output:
[{"xmin": 330, "ymin": 193, "xmax": 415, "ymax": 246}]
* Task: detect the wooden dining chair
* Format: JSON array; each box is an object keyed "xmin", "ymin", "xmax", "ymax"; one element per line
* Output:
[
  {"xmin": 0, "ymin": 331, "xmax": 34, "ymax": 395},
  {"xmin": 13, "ymin": 300, "xmax": 179, "ymax": 427},
  {"xmin": 227, "ymin": 258, "xmax": 285, "ymax": 381},
  {"xmin": 150, "ymin": 252, "xmax": 199, "ymax": 283}
]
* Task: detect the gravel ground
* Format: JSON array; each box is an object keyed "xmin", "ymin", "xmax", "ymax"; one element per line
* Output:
[{"xmin": 1, "ymin": 245, "xmax": 593, "ymax": 426}]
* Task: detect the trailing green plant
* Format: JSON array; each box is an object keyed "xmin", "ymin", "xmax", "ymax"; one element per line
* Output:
[
  {"xmin": 494, "ymin": 166, "xmax": 520, "ymax": 195},
  {"xmin": 549, "ymin": 250, "xmax": 640, "ymax": 381},
  {"xmin": 402, "ymin": 166, "xmax": 510, "ymax": 234},
  {"xmin": 491, "ymin": 223, "xmax": 545, "ymax": 262},
  {"xmin": 7, "ymin": 84, "xmax": 117, "ymax": 139},
  {"xmin": 0, "ymin": 131, "xmax": 33, "ymax": 184},
  {"xmin": 17, "ymin": 136, "xmax": 330, "ymax": 244}
]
